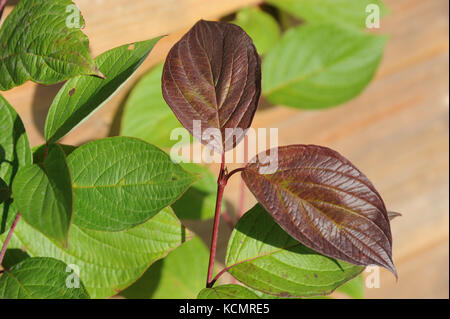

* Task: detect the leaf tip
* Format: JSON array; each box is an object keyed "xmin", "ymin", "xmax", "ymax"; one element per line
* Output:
[
  {"xmin": 93, "ymin": 68, "xmax": 106, "ymax": 80},
  {"xmin": 380, "ymin": 255, "xmax": 398, "ymax": 280},
  {"xmin": 388, "ymin": 211, "xmax": 402, "ymax": 221}
]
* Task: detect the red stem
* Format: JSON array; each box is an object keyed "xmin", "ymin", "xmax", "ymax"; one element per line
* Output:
[
  {"xmin": 225, "ymin": 167, "xmax": 245, "ymax": 182},
  {"xmin": 205, "ymin": 140, "xmax": 249, "ymax": 288},
  {"xmin": 0, "ymin": 213, "xmax": 21, "ymax": 267},
  {"xmin": 209, "ymin": 254, "xmax": 254, "ymax": 287},
  {"xmin": 209, "ymin": 267, "xmax": 229, "ymax": 288},
  {"xmin": 206, "ymin": 152, "xmax": 227, "ymax": 288}
]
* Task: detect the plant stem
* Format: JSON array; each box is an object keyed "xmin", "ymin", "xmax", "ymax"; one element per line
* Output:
[
  {"xmin": 0, "ymin": 213, "xmax": 21, "ymax": 266},
  {"xmin": 206, "ymin": 152, "xmax": 227, "ymax": 288},
  {"xmin": 208, "ymin": 267, "xmax": 228, "ymax": 288},
  {"xmin": 225, "ymin": 167, "xmax": 245, "ymax": 182},
  {"xmin": 208, "ymin": 257, "xmax": 250, "ymax": 287},
  {"xmin": 205, "ymin": 146, "xmax": 248, "ymax": 288}
]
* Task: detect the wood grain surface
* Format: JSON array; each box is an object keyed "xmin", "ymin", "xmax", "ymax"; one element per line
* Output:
[{"xmin": 1, "ymin": 0, "xmax": 448, "ymax": 298}]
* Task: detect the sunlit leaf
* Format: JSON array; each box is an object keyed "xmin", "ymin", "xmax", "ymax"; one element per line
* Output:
[
  {"xmin": 0, "ymin": 257, "xmax": 90, "ymax": 299},
  {"xmin": 67, "ymin": 137, "xmax": 199, "ymax": 231},
  {"xmin": 0, "ymin": 0, "xmax": 101, "ymax": 91},
  {"xmin": 242, "ymin": 145, "xmax": 396, "ymax": 275},
  {"xmin": 262, "ymin": 23, "xmax": 386, "ymax": 109},
  {"xmin": 12, "ymin": 144, "xmax": 73, "ymax": 245},
  {"xmin": 226, "ymin": 204, "xmax": 364, "ymax": 297},
  {"xmin": 198, "ymin": 284, "xmax": 260, "ymax": 299},
  {"xmin": 233, "ymin": 7, "xmax": 280, "ymax": 55},
  {"xmin": 44, "ymin": 38, "xmax": 161, "ymax": 143},
  {"xmin": 32, "ymin": 144, "xmax": 77, "ymax": 163},
  {"xmin": 266, "ymin": 0, "xmax": 388, "ymax": 28},
  {"xmin": 336, "ymin": 274, "xmax": 364, "ymax": 299},
  {"xmin": 121, "ymin": 236, "xmax": 209, "ymax": 299},
  {"xmin": 0, "ymin": 95, "xmax": 32, "ymax": 234},
  {"xmin": 172, "ymin": 163, "xmax": 222, "ymax": 220},
  {"xmin": 121, "ymin": 64, "xmax": 187, "ymax": 148},
  {"xmin": 1, "ymin": 207, "xmax": 191, "ymax": 298},
  {"xmin": 162, "ymin": 20, "xmax": 261, "ymax": 153}
]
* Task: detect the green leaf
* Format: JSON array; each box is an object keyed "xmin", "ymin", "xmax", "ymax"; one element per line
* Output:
[
  {"xmin": 32, "ymin": 144, "xmax": 77, "ymax": 163},
  {"xmin": 0, "ymin": 0, "xmax": 101, "ymax": 91},
  {"xmin": 67, "ymin": 137, "xmax": 198, "ymax": 231},
  {"xmin": 249, "ymin": 276, "xmax": 365, "ymax": 299},
  {"xmin": 121, "ymin": 63, "xmax": 188, "ymax": 148},
  {"xmin": 198, "ymin": 284, "xmax": 260, "ymax": 299},
  {"xmin": 0, "ymin": 248, "xmax": 30, "ymax": 270},
  {"xmin": 121, "ymin": 236, "xmax": 209, "ymax": 299},
  {"xmin": 12, "ymin": 144, "xmax": 73, "ymax": 246},
  {"xmin": 172, "ymin": 163, "xmax": 220, "ymax": 220},
  {"xmin": 44, "ymin": 38, "xmax": 161, "ymax": 143},
  {"xmin": 0, "ymin": 177, "xmax": 9, "ymax": 204},
  {"xmin": 0, "ymin": 257, "xmax": 90, "ymax": 299},
  {"xmin": 262, "ymin": 23, "xmax": 386, "ymax": 109},
  {"xmin": 336, "ymin": 274, "xmax": 364, "ymax": 299},
  {"xmin": 225, "ymin": 204, "xmax": 363, "ymax": 298},
  {"xmin": 0, "ymin": 94, "xmax": 32, "ymax": 234},
  {"xmin": 233, "ymin": 7, "xmax": 281, "ymax": 55},
  {"xmin": 248, "ymin": 276, "xmax": 365, "ymax": 299},
  {"xmin": 1, "ymin": 207, "xmax": 191, "ymax": 298},
  {"xmin": 266, "ymin": 0, "xmax": 388, "ymax": 28}
]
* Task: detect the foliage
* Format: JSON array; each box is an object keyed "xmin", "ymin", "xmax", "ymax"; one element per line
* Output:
[
  {"xmin": 0, "ymin": 0, "xmax": 396, "ymax": 300},
  {"xmin": 0, "ymin": 0, "xmax": 101, "ymax": 91}
]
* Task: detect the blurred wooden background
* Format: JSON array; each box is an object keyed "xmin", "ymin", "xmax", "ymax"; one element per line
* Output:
[{"xmin": 1, "ymin": 0, "xmax": 448, "ymax": 298}]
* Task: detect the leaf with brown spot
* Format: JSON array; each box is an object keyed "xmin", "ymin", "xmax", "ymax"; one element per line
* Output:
[
  {"xmin": 162, "ymin": 20, "xmax": 261, "ymax": 153},
  {"xmin": 44, "ymin": 38, "xmax": 161, "ymax": 143},
  {"xmin": 0, "ymin": 0, "xmax": 102, "ymax": 91},
  {"xmin": 242, "ymin": 144, "xmax": 397, "ymax": 276}
]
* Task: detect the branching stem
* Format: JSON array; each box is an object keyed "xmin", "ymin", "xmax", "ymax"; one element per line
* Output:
[
  {"xmin": 225, "ymin": 167, "xmax": 245, "ymax": 183},
  {"xmin": 206, "ymin": 152, "xmax": 227, "ymax": 288},
  {"xmin": 206, "ymin": 152, "xmax": 247, "ymax": 288}
]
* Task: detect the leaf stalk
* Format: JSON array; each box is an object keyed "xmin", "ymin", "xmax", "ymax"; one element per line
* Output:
[{"xmin": 206, "ymin": 153, "xmax": 227, "ymax": 288}]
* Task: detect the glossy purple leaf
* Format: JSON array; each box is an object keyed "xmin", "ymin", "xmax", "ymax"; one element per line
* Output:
[
  {"xmin": 162, "ymin": 20, "xmax": 261, "ymax": 152},
  {"xmin": 242, "ymin": 144, "xmax": 397, "ymax": 276}
]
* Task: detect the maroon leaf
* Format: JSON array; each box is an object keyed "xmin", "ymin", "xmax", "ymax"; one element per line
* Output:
[
  {"xmin": 162, "ymin": 20, "xmax": 261, "ymax": 153},
  {"xmin": 242, "ymin": 144, "xmax": 397, "ymax": 276}
]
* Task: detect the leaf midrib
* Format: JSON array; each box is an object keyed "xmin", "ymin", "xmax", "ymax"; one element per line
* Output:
[
  {"xmin": 245, "ymin": 167, "xmax": 386, "ymax": 235},
  {"xmin": 244, "ymin": 168, "xmax": 391, "ymax": 265}
]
